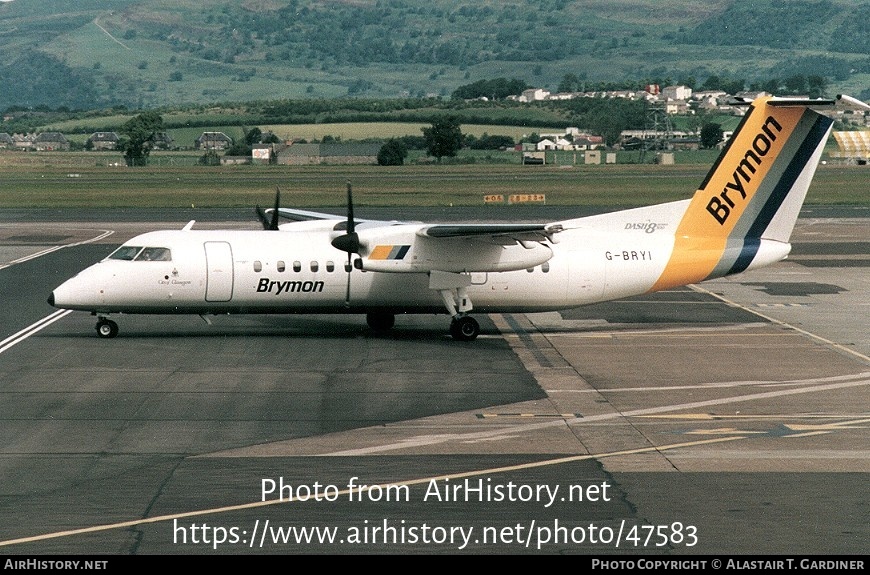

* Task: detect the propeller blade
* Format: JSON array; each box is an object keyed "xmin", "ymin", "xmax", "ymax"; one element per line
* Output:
[
  {"xmin": 330, "ymin": 181, "xmax": 360, "ymax": 253},
  {"xmin": 344, "ymin": 253, "xmax": 352, "ymax": 308},
  {"xmin": 255, "ymin": 188, "xmax": 281, "ymax": 230},
  {"xmin": 346, "ymin": 181, "xmax": 355, "ymax": 234},
  {"xmin": 270, "ymin": 187, "xmax": 281, "ymax": 230},
  {"xmin": 255, "ymin": 205, "xmax": 269, "ymax": 229}
]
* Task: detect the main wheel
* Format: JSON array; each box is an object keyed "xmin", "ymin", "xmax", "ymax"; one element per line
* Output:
[
  {"xmin": 95, "ymin": 319, "xmax": 119, "ymax": 339},
  {"xmin": 450, "ymin": 315, "xmax": 479, "ymax": 341},
  {"xmin": 366, "ymin": 312, "xmax": 395, "ymax": 331}
]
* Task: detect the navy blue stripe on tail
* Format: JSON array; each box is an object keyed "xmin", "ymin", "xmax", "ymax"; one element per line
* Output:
[{"xmin": 726, "ymin": 113, "xmax": 833, "ymax": 275}]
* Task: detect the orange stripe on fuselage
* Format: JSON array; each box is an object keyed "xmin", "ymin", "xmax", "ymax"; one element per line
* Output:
[
  {"xmin": 649, "ymin": 99, "xmax": 804, "ymax": 292},
  {"xmin": 369, "ymin": 245, "xmax": 394, "ymax": 260}
]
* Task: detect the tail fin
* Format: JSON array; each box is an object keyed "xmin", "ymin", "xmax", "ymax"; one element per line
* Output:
[{"xmin": 650, "ymin": 96, "xmax": 839, "ymax": 291}]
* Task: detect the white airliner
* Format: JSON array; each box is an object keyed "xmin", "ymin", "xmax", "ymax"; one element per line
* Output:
[{"xmin": 49, "ymin": 95, "xmax": 868, "ymax": 340}]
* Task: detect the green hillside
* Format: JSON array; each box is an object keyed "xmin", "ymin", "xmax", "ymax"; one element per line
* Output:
[{"xmin": 0, "ymin": 0, "xmax": 867, "ymax": 111}]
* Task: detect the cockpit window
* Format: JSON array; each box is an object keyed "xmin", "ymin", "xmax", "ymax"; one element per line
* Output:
[
  {"xmin": 106, "ymin": 246, "xmax": 171, "ymax": 262},
  {"xmin": 108, "ymin": 246, "xmax": 143, "ymax": 261},
  {"xmin": 135, "ymin": 247, "xmax": 172, "ymax": 261}
]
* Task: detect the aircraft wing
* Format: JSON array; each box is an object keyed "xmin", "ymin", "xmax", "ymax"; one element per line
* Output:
[
  {"xmin": 418, "ymin": 223, "xmax": 563, "ymax": 246},
  {"xmin": 274, "ymin": 207, "xmax": 346, "ymax": 222},
  {"xmin": 274, "ymin": 207, "xmax": 403, "ymax": 232}
]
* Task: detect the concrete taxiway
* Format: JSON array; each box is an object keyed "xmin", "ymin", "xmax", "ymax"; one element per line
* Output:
[{"xmin": 0, "ymin": 207, "xmax": 867, "ymax": 555}]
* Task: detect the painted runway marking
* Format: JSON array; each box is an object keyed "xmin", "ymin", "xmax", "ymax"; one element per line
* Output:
[
  {"xmin": 638, "ymin": 411, "xmax": 870, "ymax": 421},
  {"xmin": 0, "ymin": 435, "xmax": 743, "ymax": 549},
  {"xmin": 547, "ymin": 371, "xmax": 870, "ymax": 393},
  {"xmin": 477, "ymin": 413, "xmax": 582, "ymax": 419},
  {"xmin": 0, "ymin": 309, "xmax": 73, "ymax": 356},
  {"xmin": 0, "ymin": 228, "xmax": 112, "ymax": 351},
  {"xmin": 690, "ymin": 283, "xmax": 870, "ymax": 365},
  {"xmin": 0, "ymin": 229, "xmax": 114, "ymax": 270},
  {"xmin": 326, "ymin": 373, "xmax": 870, "ymax": 456}
]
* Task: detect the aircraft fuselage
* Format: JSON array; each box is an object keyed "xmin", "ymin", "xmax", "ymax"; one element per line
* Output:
[{"xmin": 48, "ymin": 213, "xmax": 790, "ymax": 318}]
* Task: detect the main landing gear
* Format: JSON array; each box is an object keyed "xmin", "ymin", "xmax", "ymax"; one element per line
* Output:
[
  {"xmin": 449, "ymin": 314, "xmax": 480, "ymax": 341},
  {"xmin": 366, "ymin": 311, "xmax": 478, "ymax": 340},
  {"xmin": 95, "ymin": 318, "xmax": 119, "ymax": 339},
  {"xmin": 430, "ymin": 270, "xmax": 480, "ymax": 341}
]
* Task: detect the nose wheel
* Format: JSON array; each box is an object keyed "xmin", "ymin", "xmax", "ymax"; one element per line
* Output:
[
  {"xmin": 449, "ymin": 315, "xmax": 479, "ymax": 341},
  {"xmin": 95, "ymin": 319, "xmax": 119, "ymax": 339}
]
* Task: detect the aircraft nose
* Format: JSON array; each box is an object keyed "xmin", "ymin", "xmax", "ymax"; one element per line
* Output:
[{"xmin": 47, "ymin": 292, "xmax": 55, "ymax": 307}]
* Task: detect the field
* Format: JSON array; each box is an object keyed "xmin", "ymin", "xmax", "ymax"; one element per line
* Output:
[
  {"xmin": 5, "ymin": 0, "xmax": 867, "ymax": 111},
  {"xmin": 0, "ymin": 151, "xmax": 867, "ymax": 210}
]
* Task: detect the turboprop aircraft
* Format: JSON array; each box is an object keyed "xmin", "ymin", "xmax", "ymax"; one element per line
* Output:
[{"xmin": 48, "ymin": 95, "xmax": 868, "ymax": 341}]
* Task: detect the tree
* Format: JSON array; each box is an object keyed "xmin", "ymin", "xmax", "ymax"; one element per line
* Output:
[
  {"xmin": 224, "ymin": 141, "xmax": 252, "ymax": 156},
  {"xmin": 120, "ymin": 111, "xmax": 163, "ymax": 167},
  {"xmin": 700, "ymin": 122, "xmax": 724, "ymax": 149},
  {"xmin": 377, "ymin": 139, "xmax": 408, "ymax": 166},
  {"xmin": 198, "ymin": 150, "xmax": 221, "ymax": 166},
  {"xmin": 451, "ymin": 78, "xmax": 528, "ymax": 100},
  {"xmin": 558, "ymin": 73, "xmax": 582, "ymax": 93},
  {"xmin": 244, "ymin": 127, "xmax": 262, "ymax": 145},
  {"xmin": 422, "ymin": 116, "xmax": 463, "ymax": 161}
]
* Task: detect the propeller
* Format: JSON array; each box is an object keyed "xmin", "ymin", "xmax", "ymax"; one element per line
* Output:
[
  {"xmin": 330, "ymin": 182, "xmax": 359, "ymax": 306},
  {"xmin": 330, "ymin": 182, "xmax": 360, "ymax": 254},
  {"xmin": 255, "ymin": 187, "xmax": 281, "ymax": 230}
]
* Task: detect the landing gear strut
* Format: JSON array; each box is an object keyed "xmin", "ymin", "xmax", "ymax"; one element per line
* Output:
[{"xmin": 95, "ymin": 318, "xmax": 118, "ymax": 339}]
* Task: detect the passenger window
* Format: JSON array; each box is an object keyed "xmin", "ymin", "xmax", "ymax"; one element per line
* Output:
[
  {"xmin": 310, "ymin": 261, "xmax": 319, "ymax": 272},
  {"xmin": 108, "ymin": 246, "xmax": 143, "ymax": 261},
  {"xmin": 277, "ymin": 261, "xmax": 285, "ymax": 272},
  {"xmin": 136, "ymin": 247, "xmax": 171, "ymax": 262},
  {"xmin": 253, "ymin": 261, "xmax": 262, "ymax": 272},
  {"xmin": 326, "ymin": 261, "xmax": 335, "ymax": 272},
  {"xmin": 293, "ymin": 261, "xmax": 301, "ymax": 272}
]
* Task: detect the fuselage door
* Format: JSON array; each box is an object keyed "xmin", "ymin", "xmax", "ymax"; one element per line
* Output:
[{"xmin": 204, "ymin": 241, "xmax": 234, "ymax": 302}]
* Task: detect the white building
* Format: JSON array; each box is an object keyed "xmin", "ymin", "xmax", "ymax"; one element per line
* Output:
[
  {"xmin": 520, "ymin": 88, "xmax": 550, "ymax": 102},
  {"xmin": 662, "ymin": 85, "xmax": 692, "ymax": 101}
]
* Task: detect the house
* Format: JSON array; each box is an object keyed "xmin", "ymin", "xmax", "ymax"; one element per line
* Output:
[
  {"xmin": 572, "ymin": 137, "xmax": 600, "ymax": 151},
  {"xmin": 692, "ymin": 90, "xmax": 728, "ymax": 109},
  {"xmin": 152, "ymin": 132, "xmax": 175, "ymax": 150},
  {"xmin": 251, "ymin": 143, "xmax": 287, "ymax": 164},
  {"xmin": 535, "ymin": 138, "xmax": 557, "ymax": 151},
  {"xmin": 12, "ymin": 134, "xmax": 36, "ymax": 151},
  {"xmin": 87, "ymin": 132, "xmax": 120, "ymax": 151},
  {"xmin": 0, "ymin": 133, "xmax": 13, "ymax": 149},
  {"xmin": 34, "ymin": 132, "xmax": 70, "ymax": 151},
  {"xmin": 195, "ymin": 132, "xmax": 233, "ymax": 150},
  {"xmin": 278, "ymin": 143, "xmax": 382, "ymax": 165},
  {"xmin": 664, "ymin": 100, "xmax": 690, "ymax": 115}
]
